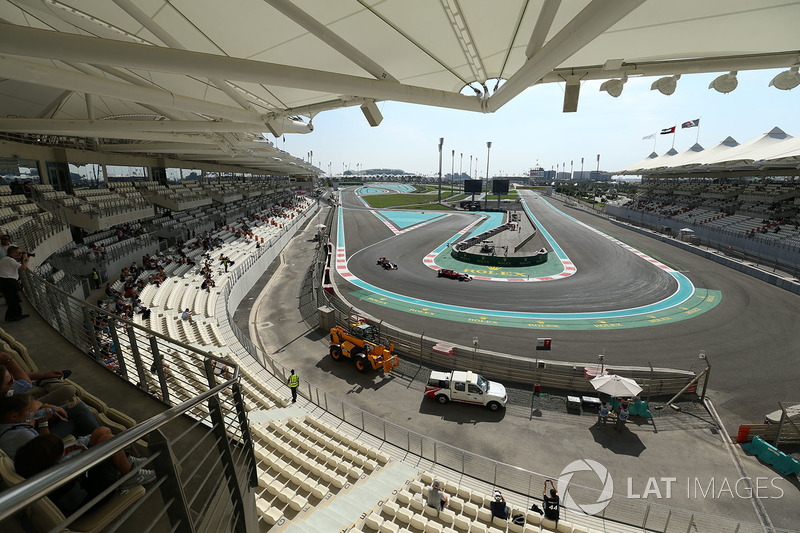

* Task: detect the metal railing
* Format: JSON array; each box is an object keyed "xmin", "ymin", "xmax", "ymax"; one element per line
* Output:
[
  {"xmin": 6, "ymin": 209, "xmax": 69, "ymax": 253},
  {"xmin": 15, "ymin": 198, "xmax": 795, "ymax": 533},
  {"xmin": 0, "ymin": 357, "xmax": 256, "ymax": 533},
  {"xmin": 209, "ymin": 206, "xmax": 791, "ymax": 533}
]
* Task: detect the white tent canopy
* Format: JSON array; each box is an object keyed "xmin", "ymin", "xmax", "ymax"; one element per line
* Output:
[
  {"xmin": 1, "ymin": 1, "xmax": 800, "ymax": 172},
  {"xmin": 658, "ymin": 143, "xmax": 705, "ymax": 168},
  {"xmin": 617, "ymin": 128, "xmax": 800, "ymax": 174},
  {"xmin": 616, "ymin": 152, "xmax": 660, "ymax": 173},
  {"xmin": 695, "ymin": 127, "xmax": 792, "ymax": 167}
]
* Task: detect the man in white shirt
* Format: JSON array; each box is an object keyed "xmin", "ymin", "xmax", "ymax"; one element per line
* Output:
[
  {"xmin": 0, "ymin": 246, "xmax": 30, "ymax": 321},
  {"xmin": 0, "ymin": 235, "xmax": 12, "ymax": 259}
]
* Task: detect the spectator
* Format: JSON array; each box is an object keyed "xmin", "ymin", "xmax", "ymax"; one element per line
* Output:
[
  {"xmin": 490, "ymin": 490, "xmax": 509, "ymax": 520},
  {"xmin": 212, "ymin": 360, "xmax": 232, "ymax": 380},
  {"xmin": 14, "ymin": 431, "xmax": 154, "ymax": 515},
  {"xmin": 0, "ymin": 392, "xmax": 99, "ymax": 449},
  {"xmin": 0, "ymin": 246, "xmax": 30, "ymax": 321},
  {"xmin": 1, "ymin": 357, "xmax": 74, "ymax": 406},
  {"xmin": 0, "ymin": 234, "xmax": 12, "ymax": 259},
  {"xmin": 426, "ymin": 479, "xmax": 448, "ymax": 511},
  {"xmin": 181, "ymin": 309, "xmax": 194, "ymax": 324},
  {"xmin": 542, "ymin": 480, "xmax": 560, "ymax": 523}
]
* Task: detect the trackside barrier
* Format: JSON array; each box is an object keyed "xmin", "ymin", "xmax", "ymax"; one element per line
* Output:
[
  {"xmin": 736, "ymin": 423, "xmax": 800, "ymax": 444},
  {"xmin": 320, "ymin": 294, "xmax": 697, "ymax": 397},
  {"xmin": 17, "ymin": 196, "xmax": 792, "ymax": 533},
  {"xmin": 742, "ymin": 437, "xmax": 800, "ymax": 476},
  {"xmin": 218, "ymin": 202, "xmax": 792, "ymax": 533}
]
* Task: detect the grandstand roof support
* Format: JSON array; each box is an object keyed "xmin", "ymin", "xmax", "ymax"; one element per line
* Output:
[
  {"xmin": 0, "ymin": 23, "xmax": 484, "ymax": 114},
  {"xmin": 487, "ymin": 0, "xmax": 645, "ymax": 112},
  {"xmin": 525, "ymin": 0, "xmax": 562, "ymax": 58},
  {"xmin": 263, "ymin": 0, "xmax": 397, "ymax": 83},
  {"xmin": 0, "ymin": 139, "xmax": 289, "ymax": 177},
  {"xmin": 110, "ymin": 0, "xmax": 266, "ymax": 116},
  {"xmin": 0, "ymin": 55, "xmax": 268, "ymax": 124},
  {"xmin": 538, "ymin": 52, "xmax": 800, "ymax": 84},
  {"xmin": 0, "ymin": 119, "xmax": 272, "ymax": 135}
]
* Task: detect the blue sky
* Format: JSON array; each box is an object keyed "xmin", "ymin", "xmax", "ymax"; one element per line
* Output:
[{"xmin": 281, "ymin": 68, "xmax": 800, "ymax": 177}]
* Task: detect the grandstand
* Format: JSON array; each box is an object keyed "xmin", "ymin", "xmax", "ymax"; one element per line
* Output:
[
  {"xmin": 1, "ymin": 1, "xmax": 799, "ymax": 531},
  {"xmin": 0, "ymin": 180, "xmax": 793, "ymax": 533}
]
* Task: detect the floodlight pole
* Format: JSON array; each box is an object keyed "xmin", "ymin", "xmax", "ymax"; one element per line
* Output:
[
  {"xmin": 459, "ymin": 153, "xmax": 463, "ymax": 186},
  {"xmin": 437, "ymin": 137, "xmax": 444, "ymax": 203},
  {"xmin": 451, "ymin": 149, "xmax": 455, "ymax": 195},
  {"xmin": 485, "ymin": 142, "xmax": 492, "ymax": 210},
  {"xmin": 469, "ymin": 155, "xmax": 473, "ymax": 179},
  {"xmin": 596, "ymin": 154, "xmax": 600, "ymax": 179}
]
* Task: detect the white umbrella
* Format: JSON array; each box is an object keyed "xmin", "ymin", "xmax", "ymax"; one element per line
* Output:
[{"xmin": 590, "ymin": 374, "xmax": 642, "ymax": 398}]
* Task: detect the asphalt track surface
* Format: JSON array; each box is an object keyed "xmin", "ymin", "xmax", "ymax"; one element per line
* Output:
[
  {"xmin": 345, "ymin": 192, "xmax": 677, "ymax": 312},
  {"xmin": 334, "ymin": 187, "xmax": 800, "ymax": 426}
]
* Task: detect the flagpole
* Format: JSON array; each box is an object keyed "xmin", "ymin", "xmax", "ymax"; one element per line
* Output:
[
  {"xmin": 696, "ymin": 117, "xmax": 701, "ymax": 144},
  {"xmin": 653, "ymin": 133, "xmax": 657, "ymax": 153}
]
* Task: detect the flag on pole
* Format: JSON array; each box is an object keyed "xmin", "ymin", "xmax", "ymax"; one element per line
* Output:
[
  {"xmin": 642, "ymin": 133, "xmax": 656, "ymax": 140},
  {"xmin": 681, "ymin": 118, "xmax": 700, "ymax": 128},
  {"xmin": 660, "ymin": 126, "xmax": 676, "ymax": 135}
]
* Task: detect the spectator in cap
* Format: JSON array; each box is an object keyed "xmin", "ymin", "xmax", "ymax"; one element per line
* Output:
[
  {"xmin": 426, "ymin": 478, "xmax": 448, "ymax": 511},
  {"xmin": 490, "ymin": 489, "xmax": 509, "ymax": 520}
]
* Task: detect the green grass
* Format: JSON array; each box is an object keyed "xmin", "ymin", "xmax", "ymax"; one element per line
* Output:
[
  {"xmin": 363, "ymin": 193, "xmax": 441, "ymax": 208},
  {"xmin": 396, "ymin": 203, "xmax": 453, "ymax": 210},
  {"xmin": 484, "ymin": 192, "xmax": 519, "ymax": 200},
  {"xmin": 447, "ymin": 194, "xmax": 468, "ymax": 201}
]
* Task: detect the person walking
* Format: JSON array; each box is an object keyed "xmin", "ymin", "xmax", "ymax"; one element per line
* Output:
[
  {"xmin": 287, "ymin": 369, "xmax": 299, "ymax": 403},
  {"xmin": 91, "ymin": 268, "xmax": 101, "ymax": 289},
  {"xmin": 0, "ymin": 246, "xmax": 30, "ymax": 322}
]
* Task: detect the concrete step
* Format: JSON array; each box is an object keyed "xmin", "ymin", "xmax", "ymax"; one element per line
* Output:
[{"xmin": 281, "ymin": 460, "xmax": 418, "ymax": 533}]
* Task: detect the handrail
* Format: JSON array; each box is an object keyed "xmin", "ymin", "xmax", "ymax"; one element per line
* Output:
[
  {"xmin": 0, "ymin": 367, "xmax": 240, "ymax": 521},
  {"xmin": 21, "ymin": 269, "xmax": 232, "ymax": 366}
]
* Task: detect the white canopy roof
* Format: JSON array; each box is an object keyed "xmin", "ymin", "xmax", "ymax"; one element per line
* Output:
[
  {"xmin": 0, "ymin": 1, "xmax": 799, "ymax": 173},
  {"xmin": 696, "ymin": 127, "xmax": 792, "ymax": 167},
  {"xmin": 675, "ymin": 136, "xmax": 741, "ymax": 168},
  {"xmin": 657, "ymin": 143, "xmax": 705, "ymax": 169},
  {"xmin": 617, "ymin": 152, "xmax": 660, "ymax": 173},
  {"xmin": 618, "ymin": 128, "xmax": 800, "ymax": 174}
]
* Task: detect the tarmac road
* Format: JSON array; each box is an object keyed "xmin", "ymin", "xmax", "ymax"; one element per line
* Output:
[
  {"xmin": 334, "ymin": 188, "xmax": 800, "ymax": 429},
  {"xmin": 249, "ymin": 200, "xmax": 800, "ymax": 532},
  {"xmin": 341, "ymin": 189, "xmax": 678, "ymax": 312}
]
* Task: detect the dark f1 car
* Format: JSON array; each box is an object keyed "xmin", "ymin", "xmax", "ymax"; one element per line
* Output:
[
  {"xmin": 437, "ymin": 269, "xmax": 472, "ymax": 281},
  {"xmin": 377, "ymin": 257, "xmax": 398, "ymax": 270}
]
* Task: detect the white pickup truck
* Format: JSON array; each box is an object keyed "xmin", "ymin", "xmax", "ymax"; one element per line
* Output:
[{"xmin": 424, "ymin": 370, "xmax": 507, "ymax": 411}]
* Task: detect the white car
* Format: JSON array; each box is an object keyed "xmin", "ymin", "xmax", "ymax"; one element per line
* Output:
[{"xmin": 424, "ymin": 370, "xmax": 507, "ymax": 411}]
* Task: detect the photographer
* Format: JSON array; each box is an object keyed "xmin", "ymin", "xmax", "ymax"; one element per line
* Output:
[{"xmin": 0, "ymin": 246, "xmax": 30, "ymax": 322}]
